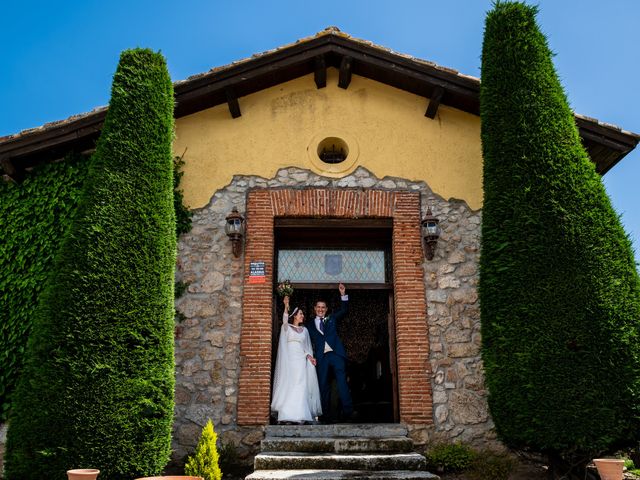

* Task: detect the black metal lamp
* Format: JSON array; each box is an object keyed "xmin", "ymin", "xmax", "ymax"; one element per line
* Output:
[
  {"xmin": 225, "ymin": 207, "xmax": 245, "ymax": 257},
  {"xmin": 421, "ymin": 207, "xmax": 440, "ymax": 260}
]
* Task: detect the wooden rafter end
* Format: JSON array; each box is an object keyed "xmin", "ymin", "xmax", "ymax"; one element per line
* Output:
[
  {"xmin": 314, "ymin": 55, "xmax": 327, "ymax": 89},
  {"xmin": 225, "ymin": 88, "xmax": 241, "ymax": 119},
  {"xmin": 338, "ymin": 56, "xmax": 353, "ymax": 89},
  {"xmin": 425, "ymin": 86, "xmax": 445, "ymax": 119},
  {"xmin": 1, "ymin": 159, "xmax": 21, "ymax": 183}
]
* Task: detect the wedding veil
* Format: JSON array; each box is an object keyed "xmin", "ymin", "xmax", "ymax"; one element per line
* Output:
[{"xmin": 271, "ymin": 323, "xmax": 322, "ymax": 418}]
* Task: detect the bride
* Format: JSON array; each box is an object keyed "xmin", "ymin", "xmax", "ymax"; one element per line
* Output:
[{"xmin": 271, "ymin": 295, "xmax": 322, "ymax": 424}]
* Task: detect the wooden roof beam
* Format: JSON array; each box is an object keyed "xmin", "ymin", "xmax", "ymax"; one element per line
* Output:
[
  {"xmin": 1, "ymin": 158, "xmax": 21, "ymax": 183},
  {"xmin": 314, "ymin": 55, "xmax": 327, "ymax": 89},
  {"xmin": 225, "ymin": 87, "xmax": 241, "ymax": 118},
  {"xmin": 425, "ymin": 86, "xmax": 445, "ymax": 119},
  {"xmin": 338, "ymin": 56, "xmax": 353, "ymax": 89},
  {"xmin": 0, "ymin": 35, "xmax": 635, "ymax": 175}
]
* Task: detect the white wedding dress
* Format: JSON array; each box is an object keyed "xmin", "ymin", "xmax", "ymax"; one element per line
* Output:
[{"xmin": 271, "ymin": 312, "xmax": 322, "ymax": 422}]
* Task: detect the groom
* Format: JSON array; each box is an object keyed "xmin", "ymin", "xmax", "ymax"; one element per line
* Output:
[{"xmin": 307, "ymin": 283, "xmax": 354, "ymax": 422}]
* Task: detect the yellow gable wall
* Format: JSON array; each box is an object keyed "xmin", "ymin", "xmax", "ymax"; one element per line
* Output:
[{"xmin": 175, "ymin": 68, "xmax": 483, "ymax": 210}]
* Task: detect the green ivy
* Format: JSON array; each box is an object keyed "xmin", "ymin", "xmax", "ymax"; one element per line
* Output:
[{"xmin": 0, "ymin": 154, "xmax": 90, "ymax": 421}]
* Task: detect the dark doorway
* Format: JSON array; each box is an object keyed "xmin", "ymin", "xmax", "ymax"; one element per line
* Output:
[
  {"xmin": 271, "ymin": 218, "xmax": 398, "ymax": 423},
  {"xmin": 272, "ymin": 288, "xmax": 395, "ymax": 423}
]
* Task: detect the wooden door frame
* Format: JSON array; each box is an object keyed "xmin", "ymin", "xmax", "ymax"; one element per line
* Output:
[
  {"xmin": 273, "ymin": 219, "xmax": 397, "ymax": 421},
  {"xmin": 388, "ymin": 290, "xmax": 399, "ymax": 422}
]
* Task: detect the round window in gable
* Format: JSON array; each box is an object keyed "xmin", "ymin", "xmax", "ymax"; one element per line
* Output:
[{"xmin": 317, "ymin": 137, "xmax": 349, "ymax": 164}]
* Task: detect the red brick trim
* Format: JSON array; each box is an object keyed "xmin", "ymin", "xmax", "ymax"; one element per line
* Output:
[{"xmin": 237, "ymin": 188, "xmax": 432, "ymax": 425}]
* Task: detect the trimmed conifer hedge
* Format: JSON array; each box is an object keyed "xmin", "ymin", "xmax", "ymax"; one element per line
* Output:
[
  {"xmin": 480, "ymin": 1, "xmax": 640, "ymax": 464},
  {"xmin": 5, "ymin": 49, "xmax": 176, "ymax": 479}
]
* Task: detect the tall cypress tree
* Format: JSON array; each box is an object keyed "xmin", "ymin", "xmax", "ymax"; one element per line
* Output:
[
  {"xmin": 5, "ymin": 49, "xmax": 176, "ymax": 480},
  {"xmin": 480, "ymin": 1, "xmax": 640, "ymax": 474}
]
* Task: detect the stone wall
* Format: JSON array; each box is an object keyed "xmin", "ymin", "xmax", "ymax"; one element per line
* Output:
[
  {"xmin": 423, "ymin": 199, "xmax": 497, "ymax": 447},
  {"xmin": 172, "ymin": 166, "xmax": 493, "ymax": 465}
]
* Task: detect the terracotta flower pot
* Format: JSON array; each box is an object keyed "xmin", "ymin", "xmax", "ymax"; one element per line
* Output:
[
  {"xmin": 593, "ymin": 458, "xmax": 624, "ymax": 480},
  {"xmin": 67, "ymin": 469, "xmax": 100, "ymax": 480}
]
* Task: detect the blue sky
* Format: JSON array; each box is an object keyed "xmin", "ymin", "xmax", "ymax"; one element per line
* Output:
[{"xmin": 2, "ymin": 0, "xmax": 638, "ymax": 263}]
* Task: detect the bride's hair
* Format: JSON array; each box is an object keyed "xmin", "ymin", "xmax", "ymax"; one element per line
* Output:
[{"xmin": 288, "ymin": 307, "xmax": 304, "ymax": 324}]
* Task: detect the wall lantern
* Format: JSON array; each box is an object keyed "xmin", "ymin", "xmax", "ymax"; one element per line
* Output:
[
  {"xmin": 225, "ymin": 207, "xmax": 245, "ymax": 257},
  {"xmin": 421, "ymin": 207, "xmax": 440, "ymax": 260}
]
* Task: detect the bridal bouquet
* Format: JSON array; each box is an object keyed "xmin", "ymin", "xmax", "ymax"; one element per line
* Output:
[{"xmin": 277, "ymin": 280, "xmax": 294, "ymax": 297}]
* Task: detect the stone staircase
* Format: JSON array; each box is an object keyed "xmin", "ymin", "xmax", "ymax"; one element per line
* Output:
[{"xmin": 245, "ymin": 424, "xmax": 440, "ymax": 480}]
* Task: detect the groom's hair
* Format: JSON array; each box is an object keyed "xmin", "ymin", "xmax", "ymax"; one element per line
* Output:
[{"xmin": 314, "ymin": 299, "xmax": 327, "ymax": 307}]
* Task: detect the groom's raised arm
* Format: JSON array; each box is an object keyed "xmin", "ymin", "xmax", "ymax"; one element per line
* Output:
[{"xmin": 333, "ymin": 282, "xmax": 349, "ymax": 322}]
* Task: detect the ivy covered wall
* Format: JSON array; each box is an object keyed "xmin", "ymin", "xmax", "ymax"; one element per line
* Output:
[
  {"xmin": 0, "ymin": 154, "xmax": 89, "ymax": 421},
  {"xmin": 0, "ymin": 153, "xmax": 191, "ymax": 422}
]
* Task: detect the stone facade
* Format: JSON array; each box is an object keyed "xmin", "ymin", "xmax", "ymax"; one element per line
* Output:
[
  {"xmin": 423, "ymin": 198, "xmax": 496, "ymax": 446},
  {"xmin": 172, "ymin": 166, "xmax": 493, "ymax": 464}
]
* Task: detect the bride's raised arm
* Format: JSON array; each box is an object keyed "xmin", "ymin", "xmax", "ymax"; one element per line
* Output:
[{"xmin": 282, "ymin": 295, "xmax": 290, "ymax": 324}]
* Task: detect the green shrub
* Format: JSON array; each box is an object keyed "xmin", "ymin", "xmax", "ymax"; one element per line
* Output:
[
  {"xmin": 468, "ymin": 450, "xmax": 516, "ymax": 480},
  {"xmin": 480, "ymin": 0, "xmax": 640, "ymax": 463},
  {"xmin": 5, "ymin": 48, "xmax": 176, "ymax": 480},
  {"xmin": 0, "ymin": 154, "xmax": 89, "ymax": 421},
  {"xmin": 425, "ymin": 442, "xmax": 477, "ymax": 473},
  {"xmin": 173, "ymin": 154, "xmax": 192, "ymax": 237},
  {"xmin": 175, "ymin": 280, "xmax": 189, "ymax": 324},
  {"xmin": 185, "ymin": 420, "xmax": 222, "ymax": 480},
  {"xmin": 175, "ymin": 280, "xmax": 189, "ymax": 299}
]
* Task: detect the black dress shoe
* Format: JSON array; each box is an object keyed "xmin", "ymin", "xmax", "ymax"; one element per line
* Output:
[{"xmin": 343, "ymin": 411, "xmax": 360, "ymax": 423}]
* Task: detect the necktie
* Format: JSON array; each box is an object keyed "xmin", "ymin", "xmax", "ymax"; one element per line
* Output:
[{"xmin": 319, "ymin": 317, "xmax": 324, "ymax": 333}]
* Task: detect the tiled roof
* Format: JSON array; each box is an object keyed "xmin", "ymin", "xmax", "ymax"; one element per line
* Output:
[{"xmin": 1, "ymin": 27, "xmax": 637, "ymax": 180}]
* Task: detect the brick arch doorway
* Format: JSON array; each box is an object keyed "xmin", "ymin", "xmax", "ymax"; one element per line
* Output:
[
  {"xmin": 272, "ymin": 218, "xmax": 397, "ymax": 423},
  {"xmin": 237, "ymin": 188, "xmax": 433, "ymax": 427}
]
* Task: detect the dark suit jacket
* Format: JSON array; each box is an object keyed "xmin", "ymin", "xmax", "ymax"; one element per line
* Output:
[{"xmin": 307, "ymin": 299, "xmax": 348, "ymax": 360}]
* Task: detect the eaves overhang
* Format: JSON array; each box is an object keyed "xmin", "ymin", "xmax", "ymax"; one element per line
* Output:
[{"xmin": 1, "ymin": 27, "xmax": 637, "ymax": 182}]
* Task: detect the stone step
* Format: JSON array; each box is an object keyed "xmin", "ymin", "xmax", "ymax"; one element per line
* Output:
[
  {"xmin": 261, "ymin": 436, "xmax": 414, "ymax": 453},
  {"xmin": 254, "ymin": 452, "xmax": 426, "ymax": 471},
  {"xmin": 246, "ymin": 469, "xmax": 440, "ymax": 480},
  {"xmin": 264, "ymin": 423, "xmax": 408, "ymax": 438}
]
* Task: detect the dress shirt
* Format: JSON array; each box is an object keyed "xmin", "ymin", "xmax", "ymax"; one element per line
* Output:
[{"xmin": 315, "ymin": 295, "xmax": 348, "ymax": 353}]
